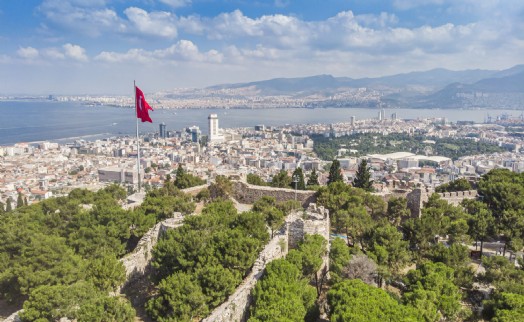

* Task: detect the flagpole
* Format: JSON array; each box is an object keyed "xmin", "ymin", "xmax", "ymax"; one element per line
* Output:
[{"xmin": 134, "ymin": 80, "xmax": 141, "ymax": 193}]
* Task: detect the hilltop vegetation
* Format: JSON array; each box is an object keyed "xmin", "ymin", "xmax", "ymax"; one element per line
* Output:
[
  {"xmin": 0, "ymin": 177, "xmax": 200, "ymax": 321},
  {"xmin": 247, "ymin": 168, "xmax": 524, "ymax": 321},
  {"xmin": 312, "ymin": 132, "xmax": 507, "ymax": 160},
  {"xmin": 0, "ymin": 185, "xmax": 137, "ymax": 320},
  {"xmin": 146, "ymin": 199, "xmax": 270, "ymax": 321},
  {"xmin": 1, "ymin": 168, "xmax": 523, "ymax": 321}
]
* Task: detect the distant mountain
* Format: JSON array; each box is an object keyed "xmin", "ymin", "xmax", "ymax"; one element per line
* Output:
[
  {"xmin": 208, "ymin": 68, "xmax": 499, "ymax": 95},
  {"xmin": 341, "ymin": 68, "xmax": 497, "ymax": 90},
  {"xmin": 416, "ymin": 68, "xmax": 524, "ymax": 108},
  {"xmin": 490, "ymin": 64, "xmax": 524, "ymax": 78},
  {"xmin": 208, "ymin": 74, "xmax": 350, "ymax": 95},
  {"xmin": 164, "ymin": 65, "xmax": 524, "ymax": 109}
]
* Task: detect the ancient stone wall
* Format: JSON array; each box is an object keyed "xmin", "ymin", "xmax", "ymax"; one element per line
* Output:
[
  {"xmin": 182, "ymin": 184, "xmax": 209, "ymax": 196},
  {"xmin": 439, "ymin": 190, "xmax": 478, "ymax": 206},
  {"xmin": 406, "ymin": 188, "xmax": 427, "ymax": 218},
  {"xmin": 204, "ymin": 204, "xmax": 330, "ymax": 322},
  {"xmin": 406, "ymin": 188, "xmax": 478, "ymax": 217},
  {"xmin": 202, "ymin": 229, "xmax": 289, "ymax": 322},
  {"xmin": 119, "ymin": 213, "xmax": 184, "ymax": 290},
  {"xmin": 232, "ymin": 181, "xmax": 317, "ymax": 207},
  {"xmin": 287, "ymin": 204, "xmax": 330, "ymax": 250},
  {"xmin": 4, "ymin": 310, "xmax": 22, "ymax": 322}
]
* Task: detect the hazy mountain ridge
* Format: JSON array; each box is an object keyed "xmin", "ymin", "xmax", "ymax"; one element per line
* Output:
[
  {"xmin": 415, "ymin": 67, "xmax": 524, "ymax": 108},
  {"xmin": 158, "ymin": 65, "xmax": 524, "ymax": 109},
  {"xmin": 208, "ymin": 68, "xmax": 500, "ymax": 95}
]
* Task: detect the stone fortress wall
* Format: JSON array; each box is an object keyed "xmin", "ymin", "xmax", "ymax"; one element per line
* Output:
[
  {"xmin": 438, "ymin": 190, "xmax": 479, "ymax": 206},
  {"xmin": 116, "ymin": 182, "xmax": 329, "ymax": 322},
  {"xmin": 232, "ymin": 181, "xmax": 317, "ymax": 207},
  {"xmin": 204, "ymin": 203, "xmax": 330, "ymax": 322},
  {"xmin": 119, "ymin": 213, "xmax": 184, "ymax": 290},
  {"xmin": 202, "ymin": 224, "xmax": 289, "ymax": 322},
  {"xmin": 401, "ymin": 188, "xmax": 478, "ymax": 217},
  {"xmin": 231, "ymin": 179, "xmax": 478, "ymax": 219}
]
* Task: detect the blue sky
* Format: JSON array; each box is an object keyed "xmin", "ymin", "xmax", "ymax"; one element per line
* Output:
[{"xmin": 1, "ymin": 0, "xmax": 523, "ymax": 95}]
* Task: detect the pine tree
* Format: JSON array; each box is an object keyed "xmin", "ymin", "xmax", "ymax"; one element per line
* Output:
[
  {"xmin": 16, "ymin": 192, "xmax": 24, "ymax": 208},
  {"xmin": 353, "ymin": 159, "xmax": 373, "ymax": 191},
  {"xmin": 291, "ymin": 167, "xmax": 306, "ymax": 190},
  {"xmin": 6, "ymin": 198, "xmax": 12, "ymax": 212},
  {"xmin": 0, "ymin": 202, "xmax": 4, "ymax": 213},
  {"xmin": 327, "ymin": 159, "xmax": 344, "ymax": 185},
  {"xmin": 174, "ymin": 164, "xmax": 186, "ymax": 189},
  {"xmin": 307, "ymin": 168, "xmax": 320, "ymax": 187},
  {"xmin": 271, "ymin": 170, "xmax": 291, "ymax": 188}
]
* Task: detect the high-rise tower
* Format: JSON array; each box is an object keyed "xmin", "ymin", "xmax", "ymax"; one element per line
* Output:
[
  {"xmin": 208, "ymin": 113, "xmax": 224, "ymax": 143},
  {"xmin": 159, "ymin": 122, "xmax": 166, "ymax": 138}
]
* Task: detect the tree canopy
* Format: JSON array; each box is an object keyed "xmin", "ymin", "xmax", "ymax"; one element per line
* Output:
[
  {"xmin": 291, "ymin": 167, "xmax": 306, "ymax": 190},
  {"xmin": 249, "ymin": 259, "xmax": 317, "ymax": 322},
  {"xmin": 247, "ymin": 173, "xmax": 267, "ymax": 186},
  {"xmin": 270, "ymin": 170, "xmax": 292, "ymax": 188},
  {"xmin": 352, "ymin": 159, "xmax": 373, "ymax": 192},
  {"xmin": 147, "ymin": 200, "xmax": 269, "ymax": 320},
  {"xmin": 328, "ymin": 279, "xmax": 420, "ymax": 322},
  {"xmin": 327, "ymin": 159, "xmax": 344, "ymax": 185},
  {"xmin": 174, "ymin": 164, "xmax": 206, "ymax": 189},
  {"xmin": 249, "ymin": 235, "xmax": 327, "ymax": 322},
  {"xmin": 307, "ymin": 168, "xmax": 320, "ymax": 187},
  {"xmin": 312, "ymin": 132, "xmax": 507, "ymax": 160},
  {"xmin": 435, "ymin": 178, "xmax": 472, "ymax": 193},
  {"xmin": 403, "ymin": 262, "xmax": 464, "ymax": 321}
]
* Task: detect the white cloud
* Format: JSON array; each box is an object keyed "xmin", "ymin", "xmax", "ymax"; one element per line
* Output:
[
  {"xmin": 88, "ymin": 8, "xmax": 522, "ymax": 74},
  {"xmin": 158, "ymin": 0, "xmax": 191, "ymax": 8},
  {"xmin": 40, "ymin": 1, "xmax": 184, "ymax": 39},
  {"xmin": 124, "ymin": 7, "xmax": 178, "ymax": 38},
  {"xmin": 241, "ymin": 45, "xmax": 281, "ymax": 60},
  {"xmin": 95, "ymin": 40, "xmax": 222, "ymax": 63},
  {"xmin": 178, "ymin": 15, "xmax": 205, "ymax": 34},
  {"xmin": 95, "ymin": 48, "xmax": 154, "ymax": 63},
  {"xmin": 14, "ymin": 44, "xmax": 89, "ymax": 63},
  {"xmin": 42, "ymin": 48, "xmax": 66, "ymax": 59},
  {"xmin": 17, "ymin": 47, "xmax": 39, "ymax": 59},
  {"xmin": 196, "ymin": 10, "xmax": 310, "ymax": 49},
  {"xmin": 355, "ymin": 12, "xmax": 399, "ymax": 28},
  {"xmin": 63, "ymin": 43, "xmax": 88, "ymax": 61},
  {"xmin": 39, "ymin": 0, "xmax": 125, "ymax": 37}
]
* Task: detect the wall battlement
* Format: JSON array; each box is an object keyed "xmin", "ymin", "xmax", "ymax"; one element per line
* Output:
[
  {"xmin": 406, "ymin": 188, "xmax": 479, "ymax": 217},
  {"xmin": 232, "ymin": 181, "xmax": 317, "ymax": 207}
]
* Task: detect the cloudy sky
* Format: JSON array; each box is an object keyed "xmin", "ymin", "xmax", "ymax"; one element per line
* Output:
[{"xmin": 1, "ymin": 0, "xmax": 523, "ymax": 95}]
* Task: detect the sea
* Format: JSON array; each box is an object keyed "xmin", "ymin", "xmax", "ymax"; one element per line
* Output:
[{"xmin": 0, "ymin": 100, "xmax": 522, "ymax": 146}]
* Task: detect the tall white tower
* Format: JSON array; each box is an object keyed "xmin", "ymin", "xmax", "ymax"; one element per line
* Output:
[{"xmin": 208, "ymin": 114, "xmax": 223, "ymax": 143}]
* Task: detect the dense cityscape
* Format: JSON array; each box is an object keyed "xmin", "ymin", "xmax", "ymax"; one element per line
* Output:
[{"xmin": 1, "ymin": 113, "xmax": 523, "ymax": 207}]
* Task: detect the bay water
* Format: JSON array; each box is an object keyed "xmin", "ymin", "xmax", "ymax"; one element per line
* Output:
[{"xmin": 0, "ymin": 100, "xmax": 520, "ymax": 146}]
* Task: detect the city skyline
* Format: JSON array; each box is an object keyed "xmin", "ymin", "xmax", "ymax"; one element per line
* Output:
[{"xmin": 1, "ymin": 0, "xmax": 523, "ymax": 95}]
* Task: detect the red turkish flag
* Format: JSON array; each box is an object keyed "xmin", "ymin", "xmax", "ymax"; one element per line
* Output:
[{"xmin": 135, "ymin": 86, "xmax": 153, "ymax": 123}]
